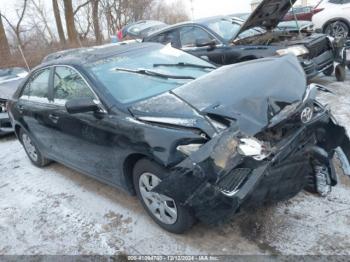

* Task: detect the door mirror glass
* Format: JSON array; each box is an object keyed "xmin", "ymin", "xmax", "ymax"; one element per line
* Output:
[{"xmin": 65, "ymin": 98, "xmax": 99, "ymax": 114}]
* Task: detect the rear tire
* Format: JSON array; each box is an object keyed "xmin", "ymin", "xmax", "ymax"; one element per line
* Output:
[
  {"xmin": 20, "ymin": 129, "xmax": 50, "ymax": 167},
  {"xmin": 133, "ymin": 158, "xmax": 195, "ymax": 234},
  {"xmin": 335, "ymin": 64, "xmax": 346, "ymax": 82},
  {"xmin": 324, "ymin": 21, "xmax": 349, "ymax": 38}
]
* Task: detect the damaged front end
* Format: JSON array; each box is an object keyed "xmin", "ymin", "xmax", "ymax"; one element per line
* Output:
[{"xmin": 152, "ymin": 84, "xmax": 350, "ymax": 224}]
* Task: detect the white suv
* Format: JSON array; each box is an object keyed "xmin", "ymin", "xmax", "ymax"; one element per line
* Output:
[{"xmin": 312, "ymin": 0, "xmax": 350, "ymax": 38}]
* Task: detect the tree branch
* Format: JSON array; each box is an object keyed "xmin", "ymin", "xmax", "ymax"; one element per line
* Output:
[
  {"xmin": 16, "ymin": 0, "xmax": 28, "ymax": 35},
  {"xmin": 73, "ymin": 0, "xmax": 93, "ymax": 16}
]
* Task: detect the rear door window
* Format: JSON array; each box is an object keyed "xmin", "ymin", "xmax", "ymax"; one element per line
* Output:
[
  {"xmin": 149, "ymin": 30, "xmax": 180, "ymax": 48},
  {"xmin": 179, "ymin": 26, "xmax": 216, "ymax": 48},
  {"xmin": 20, "ymin": 68, "xmax": 50, "ymax": 103}
]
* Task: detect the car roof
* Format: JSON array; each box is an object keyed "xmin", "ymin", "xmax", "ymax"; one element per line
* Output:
[
  {"xmin": 145, "ymin": 15, "xmax": 234, "ymax": 39},
  {"xmin": 39, "ymin": 42, "xmax": 163, "ymax": 69}
]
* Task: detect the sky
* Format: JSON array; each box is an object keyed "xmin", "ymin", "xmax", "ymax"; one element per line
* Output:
[
  {"xmin": 0, "ymin": 0, "xmax": 253, "ymax": 20},
  {"xmin": 185, "ymin": 0, "xmax": 252, "ymax": 19}
]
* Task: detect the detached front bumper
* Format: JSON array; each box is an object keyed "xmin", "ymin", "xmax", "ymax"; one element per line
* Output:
[
  {"xmin": 154, "ymin": 106, "xmax": 350, "ymax": 224},
  {"xmin": 0, "ymin": 112, "xmax": 14, "ymax": 136},
  {"xmin": 301, "ymin": 50, "xmax": 334, "ymax": 80}
]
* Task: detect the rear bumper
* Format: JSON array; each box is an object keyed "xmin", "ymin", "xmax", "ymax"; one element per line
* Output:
[
  {"xmin": 0, "ymin": 112, "xmax": 13, "ymax": 136},
  {"xmin": 301, "ymin": 50, "xmax": 335, "ymax": 80}
]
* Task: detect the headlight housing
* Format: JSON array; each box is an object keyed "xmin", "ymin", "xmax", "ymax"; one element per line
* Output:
[
  {"xmin": 238, "ymin": 138, "xmax": 270, "ymax": 161},
  {"xmin": 276, "ymin": 45, "xmax": 309, "ymax": 57},
  {"xmin": 177, "ymin": 143, "xmax": 203, "ymax": 156}
]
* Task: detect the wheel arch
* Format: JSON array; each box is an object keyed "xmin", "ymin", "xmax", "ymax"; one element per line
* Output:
[
  {"xmin": 123, "ymin": 153, "xmax": 150, "ymax": 195},
  {"xmin": 322, "ymin": 18, "xmax": 350, "ymax": 33}
]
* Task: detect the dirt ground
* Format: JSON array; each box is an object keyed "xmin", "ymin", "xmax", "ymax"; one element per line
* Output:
[{"xmin": 1, "ymin": 71, "xmax": 350, "ymax": 256}]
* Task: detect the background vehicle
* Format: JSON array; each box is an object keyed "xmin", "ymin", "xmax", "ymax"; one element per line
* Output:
[
  {"xmin": 233, "ymin": 13, "xmax": 315, "ymax": 33},
  {"xmin": 312, "ymin": 0, "xmax": 350, "ymax": 38},
  {"xmin": 0, "ymin": 67, "xmax": 28, "ymax": 136},
  {"xmin": 144, "ymin": 0, "xmax": 341, "ymax": 81},
  {"xmin": 117, "ymin": 20, "xmax": 167, "ymax": 41},
  {"xmin": 7, "ymin": 43, "xmax": 350, "ymax": 233},
  {"xmin": 283, "ymin": 6, "xmax": 323, "ymax": 21}
]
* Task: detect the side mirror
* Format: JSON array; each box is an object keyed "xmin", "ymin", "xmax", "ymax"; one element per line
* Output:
[
  {"xmin": 195, "ymin": 39, "xmax": 216, "ymax": 48},
  {"xmin": 65, "ymin": 98, "xmax": 99, "ymax": 114}
]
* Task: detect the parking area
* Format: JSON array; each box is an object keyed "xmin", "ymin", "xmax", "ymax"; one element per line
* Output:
[{"xmin": 0, "ymin": 71, "xmax": 350, "ymax": 256}]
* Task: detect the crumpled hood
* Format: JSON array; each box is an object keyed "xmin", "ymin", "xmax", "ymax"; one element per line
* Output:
[
  {"xmin": 237, "ymin": 0, "xmax": 297, "ymax": 37},
  {"xmin": 130, "ymin": 55, "xmax": 307, "ymax": 136}
]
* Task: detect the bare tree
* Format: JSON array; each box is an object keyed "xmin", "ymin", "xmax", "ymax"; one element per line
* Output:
[
  {"xmin": 1, "ymin": 0, "xmax": 28, "ymax": 48},
  {"xmin": 75, "ymin": 2, "xmax": 92, "ymax": 41},
  {"xmin": 52, "ymin": 0, "xmax": 66, "ymax": 45},
  {"xmin": 63, "ymin": 0, "xmax": 78, "ymax": 45},
  {"xmin": 29, "ymin": 0, "xmax": 55, "ymax": 42},
  {"xmin": 0, "ymin": 12, "xmax": 10, "ymax": 60},
  {"xmin": 92, "ymin": 0, "xmax": 102, "ymax": 44},
  {"xmin": 150, "ymin": 0, "xmax": 189, "ymax": 24}
]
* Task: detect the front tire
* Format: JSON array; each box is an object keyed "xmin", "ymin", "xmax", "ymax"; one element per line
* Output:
[
  {"xmin": 133, "ymin": 158, "xmax": 195, "ymax": 234},
  {"xmin": 20, "ymin": 129, "xmax": 50, "ymax": 167}
]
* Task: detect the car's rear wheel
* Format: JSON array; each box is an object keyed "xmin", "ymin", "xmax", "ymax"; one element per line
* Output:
[
  {"xmin": 325, "ymin": 21, "xmax": 349, "ymax": 38},
  {"xmin": 133, "ymin": 158, "xmax": 195, "ymax": 234},
  {"xmin": 335, "ymin": 64, "xmax": 346, "ymax": 82},
  {"xmin": 20, "ymin": 129, "xmax": 50, "ymax": 167},
  {"xmin": 323, "ymin": 65, "xmax": 334, "ymax": 76}
]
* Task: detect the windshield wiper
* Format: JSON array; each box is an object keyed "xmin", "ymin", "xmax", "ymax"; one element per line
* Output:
[
  {"xmin": 153, "ymin": 62, "xmax": 216, "ymax": 70},
  {"xmin": 114, "ymin": 67, "xmax": 195, "ymax": 80}
]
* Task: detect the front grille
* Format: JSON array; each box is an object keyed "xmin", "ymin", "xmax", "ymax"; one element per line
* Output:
[
  {"xmin": 307, "ymin": 37, "xmax": 331, "ymax": 58},
  {"xmin": 216, "ymin": 168, "xmax": 251, "ymax": 194}
]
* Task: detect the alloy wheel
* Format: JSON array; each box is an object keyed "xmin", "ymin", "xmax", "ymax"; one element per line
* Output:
[
  {"xmin": 22, "ymin": 133, "xmax": 38, "ymax": 162},
  {"xmin": 325, "ymin": 21, "xmax": 349, "ymax": 38},
  {"xmin": 139, "ymin": 172, "xmax": 178, "ymax": 225}
]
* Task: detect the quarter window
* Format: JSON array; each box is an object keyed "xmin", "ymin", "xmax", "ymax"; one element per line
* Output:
[
  {"xmin": 53, "ymin": 67, "xmax": 95, "ymax": 104},
  {"xmin": 20, "ymin": 68, "xmax": 50, "ymax": 102}
]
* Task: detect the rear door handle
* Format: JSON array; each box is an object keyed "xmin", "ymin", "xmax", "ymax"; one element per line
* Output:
[{"xmin": 49, "ymin": 114, "xmax": 60, "ymax": 123}]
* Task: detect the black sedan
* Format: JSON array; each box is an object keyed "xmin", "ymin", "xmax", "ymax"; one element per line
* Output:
[
  {"xmin": 143, "ymin": 0, "xmax": 344, "ymax": 81},
  {"xmin": 8, "ymin": 42, "xmax": 350, "ymax": 233}
]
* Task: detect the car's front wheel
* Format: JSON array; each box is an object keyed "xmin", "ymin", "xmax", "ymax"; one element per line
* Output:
[
  {"xmin": 20, "ymin": 129, "xmax": 50, "ymax": 167},
  {"xmin": 133, "ymin": 159, "xmax": 195, "ymax": 234},
  {"xmin": 324, "ymin": 21, "xmax": 349, "ymax": 38}
]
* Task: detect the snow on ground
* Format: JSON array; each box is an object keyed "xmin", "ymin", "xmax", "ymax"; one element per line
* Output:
[{"xmin": 0, "ymin": 72, "xmax": 350, "ymax": 255}]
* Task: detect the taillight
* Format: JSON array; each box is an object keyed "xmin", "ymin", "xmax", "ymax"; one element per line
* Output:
[
  {"xmin": 313, "ymin": 8, "xmax": 324, "ymax": 14},
  {"xmin": 117, "ymin": 30, "xmax": 123, "ymax": 40}
]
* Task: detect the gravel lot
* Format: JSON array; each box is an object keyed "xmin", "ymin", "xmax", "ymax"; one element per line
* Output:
[{"xmin": 1, "ymin": 71, "xmax": 350, "ymax": 256}]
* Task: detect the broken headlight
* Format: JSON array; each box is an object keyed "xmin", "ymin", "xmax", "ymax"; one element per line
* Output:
[
  {"xmin": 177, "ymin": 143, "xmax": 204, "ymax": 156},
  {"xmin": 237, "ymin": 138, "xmax": 270, "ymax": 161},
  {"xmin": 276, "ymin": 45, "xmax": 309, "ymax": 57}
]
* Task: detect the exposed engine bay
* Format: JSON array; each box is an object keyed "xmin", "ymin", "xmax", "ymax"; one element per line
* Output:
[{"xmin": 235, "ymin": 30, "xmax": 319, "ymax": 47}]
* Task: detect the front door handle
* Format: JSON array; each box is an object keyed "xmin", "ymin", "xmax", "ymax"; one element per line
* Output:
[
  {"xmin": 18, "ymin": 105, "xmax": 24, "ymax": 114},
  {"xmin": 49, "ymin": 114, "xmax": 60, "ymax": 123}
]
